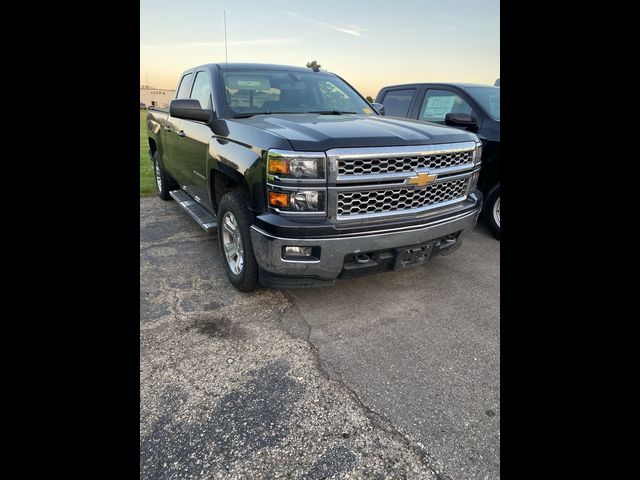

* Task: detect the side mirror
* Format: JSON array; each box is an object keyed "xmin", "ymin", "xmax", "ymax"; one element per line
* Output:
[
  {"xmin": 371, "ymin": 102, "xmax": 385, "ymax": 115},
  {"xmin": 170, "ymin": 99, "xmax": 213, "ymax": 123},
  {"xmin": 445, "ymin": 113, "xmax": 478, "ymax": 130}
]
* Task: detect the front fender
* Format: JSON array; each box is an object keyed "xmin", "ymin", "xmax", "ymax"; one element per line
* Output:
[{"xmin": 207, "ymin": 137, "xmax": 266, "ymax": 213}]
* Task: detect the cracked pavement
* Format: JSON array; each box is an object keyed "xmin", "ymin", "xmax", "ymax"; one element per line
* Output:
[{"xmin": 140, "ymin": 196, "xmax": 500, "ymax": 479}]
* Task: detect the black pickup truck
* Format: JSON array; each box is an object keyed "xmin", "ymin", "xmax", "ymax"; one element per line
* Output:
[
  {"xmin": 376, "ymin": 83, "xmax": 500, "ymax": 238},
  {"xmin": 147, "ymin": 63, "xmax": 483, "ymax": 291}
]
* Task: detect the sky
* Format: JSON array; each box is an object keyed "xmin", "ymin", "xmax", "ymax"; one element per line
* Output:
[{"xmin": 140, "ymin": 0, "xmax": 499, "ymax": 99}]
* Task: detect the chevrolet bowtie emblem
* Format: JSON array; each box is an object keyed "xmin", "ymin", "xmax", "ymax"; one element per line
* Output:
[{"xmin": 405, "ymin": 172, "xmax": 438, "ymax": 187}]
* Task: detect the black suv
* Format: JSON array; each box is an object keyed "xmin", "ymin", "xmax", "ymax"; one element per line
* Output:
[{"xmin": 376, "ymin": 83, "xmax": 500, "ymax": 239}]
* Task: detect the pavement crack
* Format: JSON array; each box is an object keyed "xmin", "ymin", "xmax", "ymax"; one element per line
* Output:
[
  {"xmin": 277, "ymin": 291, "xmax": 453, "ymax": 480},
  {"xmin": 323, "ymin": 364, "xmax": 454, "ymax": 480}
]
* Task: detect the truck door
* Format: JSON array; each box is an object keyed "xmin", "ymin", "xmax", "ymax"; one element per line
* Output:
[
  {"xmin": 414, "ymin": 88, "xmax": 477, "ymax": 126},
  {"xmin": 163, "ymin": 71, "xmax": 194, "ymax": 187},
  {"xmin": 176, "ymin": 68, "xmax": 215, "ymax": 210}
]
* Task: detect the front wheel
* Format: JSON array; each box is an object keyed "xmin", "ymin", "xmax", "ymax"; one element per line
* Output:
[
  {"xmin": 483, "ymin": 183, "xmax": 500, "ymax": 240},
  {"xmin": 153, "ymin": 151, "xmax": 174, "ymax": 201},
  {"xmin": 217, "ymin": 192, "xmax": 259, "ymax": 292}
]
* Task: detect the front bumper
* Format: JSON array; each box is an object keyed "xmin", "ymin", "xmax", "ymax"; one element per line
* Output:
[{"xmin": 250, "ymin": 198, "xmax": 482, "ymax": 288}]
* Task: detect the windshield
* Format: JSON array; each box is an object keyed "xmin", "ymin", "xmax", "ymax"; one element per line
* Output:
[
  {"xmin": 465, "ymin": 87, "xmax": 500, "ymax": 121},
  {"xmin": 222, "ymin": 69, "xmax": 374, "ymax": 116}
]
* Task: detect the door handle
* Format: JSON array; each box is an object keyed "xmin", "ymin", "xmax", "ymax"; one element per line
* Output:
[
  {"xmin": 176, "ymin": 130, "xmax": 186, "ymax": 138},
  {"xmin": 163, "ymin": 125, "xmax": 171, "ymax": 131}
]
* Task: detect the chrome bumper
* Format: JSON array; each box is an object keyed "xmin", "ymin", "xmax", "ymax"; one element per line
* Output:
[{"xmin": 250, "ymin": 206, "xmax": 481, "ymax": 283}]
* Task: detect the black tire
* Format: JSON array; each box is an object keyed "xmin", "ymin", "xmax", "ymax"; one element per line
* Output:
[
  {"xmin": 217, "ymin": 191, "xmax": 259, "ymax": 292},
  {"xmin": 152, "ymin": 151, "xmax": 175, "ymax": 201},
  {"xmin": 483, "ymin": 183, "xmax": 501, "ymax": 240}
]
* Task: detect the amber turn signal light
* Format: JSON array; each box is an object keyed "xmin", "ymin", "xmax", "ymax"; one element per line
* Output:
[
  {"xmin": 268, "ymin": 191, "xmax": 290, "ymax": 207},
  {"xmin": 268, "ymin": 158, "xmax": 289, "ymax": 174}
]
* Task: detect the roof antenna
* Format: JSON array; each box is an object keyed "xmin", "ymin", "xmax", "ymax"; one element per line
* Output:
[{"xmin": 224, "ymin": 10, "xmax": 228, "ymax": 64}]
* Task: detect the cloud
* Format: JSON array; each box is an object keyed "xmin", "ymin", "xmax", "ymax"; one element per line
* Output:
[
  {"xmin": 141, "ymin": 38, "xmax": 295, "ymax": 50},
  {"xmin": 283, "ymin": 11, "xmax": 362, "ymax": 37}
]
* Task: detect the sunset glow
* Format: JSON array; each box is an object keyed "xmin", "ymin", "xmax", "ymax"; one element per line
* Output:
[{"xmin": 140, "ymin": 0, "xmax": 499, "ymax": 99}]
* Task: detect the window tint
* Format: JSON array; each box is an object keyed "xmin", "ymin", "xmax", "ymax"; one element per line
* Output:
[
  {"xmin": 381, "ymin": 89, "xmax": 415, "ymax": 117},
  {"xmin": 190, "ymin": 71, "xmax": 213, "ymax": 110},
  {"xmin": 176, "ymin": 73, "xmax": 193, "ymax": 99},
  {"xmin": 420, "ymin": 89, "xmax": 473, "ymax": 123}
]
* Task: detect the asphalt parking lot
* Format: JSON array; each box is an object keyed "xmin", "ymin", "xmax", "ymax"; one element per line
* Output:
[{"xmin": 140, "ymin": 196, "xmax": 500, "ymax": 480}]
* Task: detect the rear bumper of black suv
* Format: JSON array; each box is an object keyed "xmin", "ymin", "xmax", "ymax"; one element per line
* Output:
[{"xmin": 250, "ymin": 192, "xmax": 482, "ymax": 288}]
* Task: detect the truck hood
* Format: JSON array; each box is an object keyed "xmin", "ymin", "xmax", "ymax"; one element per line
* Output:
[{"xmin": 232, "ymin": 113, "xmax": 476, "ymax": 151}]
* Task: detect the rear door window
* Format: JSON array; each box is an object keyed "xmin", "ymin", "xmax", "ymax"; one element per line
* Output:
[{"xmin": 381, "ymin": 89, "xmax": 416, "ymax": 117}]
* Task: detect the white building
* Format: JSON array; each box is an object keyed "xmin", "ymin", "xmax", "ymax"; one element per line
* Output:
[{"xmin": 140, "ymin": 87, "xmax": 175, "ymax": 108}]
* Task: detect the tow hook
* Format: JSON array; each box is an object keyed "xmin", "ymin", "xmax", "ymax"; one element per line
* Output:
[
  {"xmin": 438, "ymin": 235, "xmax": 461, "ymax": 256},
  {"xmin": 354, "ymin": 253, "xmax": 371, "ymax": 264},
  {"xmin": 441, "ymin": 237, "xmax": 457, "ymax": 248}
]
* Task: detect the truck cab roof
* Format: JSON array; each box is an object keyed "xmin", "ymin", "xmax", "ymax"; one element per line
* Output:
[{"xmin": 211, "ymin": 63, "xmax": 327, "ymax": 73}]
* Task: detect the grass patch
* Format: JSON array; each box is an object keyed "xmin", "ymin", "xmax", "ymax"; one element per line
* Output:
[{"xmin": 140, "ymin": 110, "xmax": 156, "ymax": 196}]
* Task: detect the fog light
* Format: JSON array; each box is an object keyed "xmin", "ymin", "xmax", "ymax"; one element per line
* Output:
[{"xmin": 284, "ymin": 246, "xmax": 312, "ymax": 257}]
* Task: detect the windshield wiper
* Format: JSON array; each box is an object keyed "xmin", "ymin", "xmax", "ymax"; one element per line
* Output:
[
  {"xmin": 232, "ymin": 112, "xmax": 269, "ymax": 118},
  {"xmin": 308, "ymin": 110, "xmax": 357, "ymax": 115},
  {"xmin": 232, "ymin": 111, "xmax": 300, "ymax": 118},
  {"xmin": 232, "ymin": 110, "xmax": 357, "ymax": 118}
]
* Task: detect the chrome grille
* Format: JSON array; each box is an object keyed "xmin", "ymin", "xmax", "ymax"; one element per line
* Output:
[
  {"xmin": 338, "ymin": 151, "xmax": 473, "ymax": 176},
  {"xmin": 337, "ymin": 179, "xmax": 468, "ymax": 216}
]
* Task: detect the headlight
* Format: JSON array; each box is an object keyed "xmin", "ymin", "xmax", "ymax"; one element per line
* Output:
[
  {"xmin": 291, "ymin": 191, "xmax": 319, "ymax": 210},
  {"xmin": 268, "ymin": 189, "xmax": 325, "ymax": 211},
  {"xmin": 267, "ymin": 150, "xmax": 325, "ymax": 180}
]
